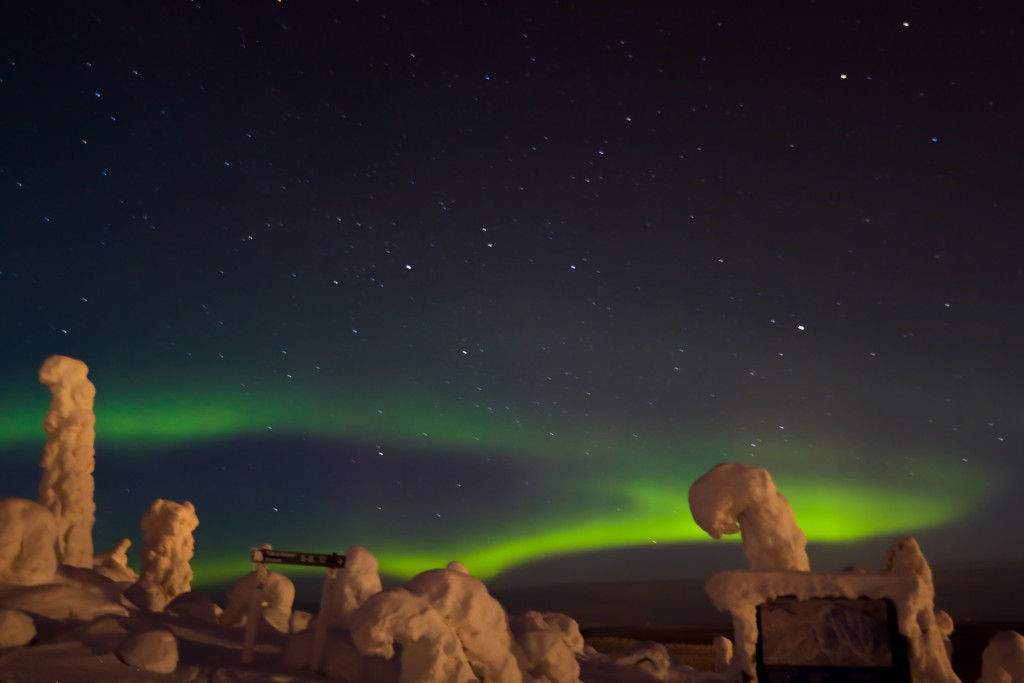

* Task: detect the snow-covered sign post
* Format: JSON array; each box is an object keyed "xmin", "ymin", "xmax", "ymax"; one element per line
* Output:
[{"xmin": 243, "ymin": 548, "xmax": 345, "ymax": 668}]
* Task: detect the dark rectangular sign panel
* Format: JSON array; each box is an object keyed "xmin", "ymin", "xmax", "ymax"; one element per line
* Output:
[
  {"xmin": 756, "ymin": 597, "xmax": 910, "ymax": 682},
  {"xmin": 250, "ymin": 548, "xmax": 345, "ymax": 568}
]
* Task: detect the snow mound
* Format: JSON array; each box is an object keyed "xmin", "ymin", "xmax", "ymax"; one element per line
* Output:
[
  {"xmin": 689, "ymin": 462, "xmax": 809, "ymax": 572},
  {"xmin": 0, "ymin": 608, "xmax": 36, "ymax": 647},
  {"xmin": 509, "ymin": 610, "xmax": 582, "ymax": 683},
  {"xmin": 538, "ymin": 612, "xmax": 585, "ymax": 655},
  {"xmin": 350, "ymin": 586, "xmax": 479, "ymax": 683},
  {"xmin": 978, "ymin": 630, "xmax": 1024, "ymax": 683},
  {"xmin": 0, "ymin": 582, "xmax": 128, "ymax": 620},
  {"xmin": 614, "ymin": 641, "xmax": 673, "ymax": 679},
  {"xmin": 165, "ymin": 590, "xmax": 223, "ymax": 623},
  {"xmin": 57, "ymin": 614, "xmax": 130, "ymax": 653},
  {"xmin": 712, "ymin": 635, "xmax": 732, "ymax": 673},
  {"xmin": 285, "ymin": 628, "xmax": 400, "ymax": 682},
  {"xmin": 0, "ymin": 497, "xmax": 58, "ymax": 585},
  {"xmin": 117, "ymin": 629, "xmax": 178, "ymax": 674},
  {"xmin": 290, "ymin": 609, "xmax": 312, "ymax": 633},
  {"xmin": 407, "ymin": 567, "xmax": 525, "ymax": 683},
  {"xmin": 220, "ymin": 569, "xmax": 295, "ymax": 631},
  {"xmin": 321, "ymin": 545, "xmax": 383, "ymax": 629}
]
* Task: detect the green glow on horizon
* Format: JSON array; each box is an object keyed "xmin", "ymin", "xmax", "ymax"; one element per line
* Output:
[
  {"xmin": 0, "ymin": 384, "xmax": 570, "ymax": 456},
  {"xmin": 187, "ymin": 475, "xmax": 975, "ymax": 586},
  {"xmin": 0, "ymin": 378, "xmax": 990, "ymax": 589}
]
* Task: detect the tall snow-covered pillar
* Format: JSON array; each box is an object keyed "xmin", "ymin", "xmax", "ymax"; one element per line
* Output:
[{"xmin": 37, "ymin": 355, "xmax": 97, "ymax": 568}]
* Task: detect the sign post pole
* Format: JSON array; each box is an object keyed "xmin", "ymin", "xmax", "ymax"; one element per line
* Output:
[
  {"xmin": 241, "ymin": 548, "xmax": 346, "ymax": 666},
  {"xmin": 241, "ymin": 559, "xmax": 269, "ymax": 664},
  {"xmin": 311, "ymin": 566, "xmax": 338, "ymax": 672}
]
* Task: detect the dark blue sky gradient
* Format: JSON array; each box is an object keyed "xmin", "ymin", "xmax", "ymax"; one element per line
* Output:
[{"xmin": 2, "ymin": 1, "xmax": 1023, "ymax": 587}]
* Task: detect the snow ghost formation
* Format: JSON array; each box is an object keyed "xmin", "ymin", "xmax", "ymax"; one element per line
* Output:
[
  {"xmin": 509, "ymin": 610, "xmax": 583, "ymax": 683},
  {"xmin": 220, "ymin": 569, "xmax": 295, "ymax": 632},
  {"xmin": 138, "ymin": 499, "xmax": 199, "ymax": 611},
  {"xmin": 93, "ymin": 537, "xmax": 137, "ymax": 583},
  {"xmin": 350, "ymin": 586, "xmax": 479, "ymax": 683},
  {"xmin": 688, "ymin": 462, "xmax": 810, "ymax": 571},
  {"xmin": 37, "ymin": 355, "xmax": 97, "ymax": 568},
  {"xmin": 320, "ymin": 545, "xmax": 383, "ymax": 629},
  {"xmin": 0, "ymin": 497, "xmax": 59, "ymax": 585},
  {"xmin": 978, "ymin": 630, "xmax": 1024, "ymax": 683},
  {"xmin": 884, "ymin": 536, "xmax": 959, "ymax": 683},
  {"xmin": 406, "ymin": 567, "xmax": 526, "ymax": 683}
]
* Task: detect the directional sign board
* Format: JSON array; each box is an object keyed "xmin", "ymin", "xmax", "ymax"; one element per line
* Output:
[{"xmin": 251, "ymin": 548, "xmax": 345, "ymax": 569}]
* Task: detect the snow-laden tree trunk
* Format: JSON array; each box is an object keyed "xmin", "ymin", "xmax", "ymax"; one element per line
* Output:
[
  {"xmin": 138, "ymin": 499, "xmax": 199, "ymax": 611},
  {"xmin": 38, "ymin": 355, "xmax": 97, "ymax": 568}
]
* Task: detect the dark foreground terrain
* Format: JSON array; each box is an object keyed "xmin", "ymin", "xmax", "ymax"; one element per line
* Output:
[{"xmin": 579, "ymin": 621, "xmax": 1023, "ymax": 681}]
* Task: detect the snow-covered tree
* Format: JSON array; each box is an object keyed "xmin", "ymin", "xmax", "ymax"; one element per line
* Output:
[
  {"xmin": 37, "ymin": 355, "xmax": 97, "ymax": 568},
  {"xmin": 689, "ymin": 462, "xmax": 810, "ymax": 571},
  {"xmin": 407, "ymin": 567, "xmax": 526, "ymax": 683},
  {"xmin": 350, "ymin": 587, "xmax": 479, "ymax": 683},
  {"xmin": 978, "ymin": 630, "xmax": 1024, "ymax": 683},
  {"xmin": 93, "ymin": 537, "xmax": 137, "ymax": 583},
  {"xmin": 319, "ymin": 545, "xmax": 382, "ymax": 629},
  {"xmin": 137, "ymin": 499, "xmax": 199, "ymax": 611},
  {"xmin": 509, "ymin": 610, "xmax": 583, "ymax": 683},
  {"xmin": 886, "ymin": 536, "xmax": 959, "ymax": 683},
  {"xmin": 220, "ymin": 569, "xmax": 295, "ymax": 632}
]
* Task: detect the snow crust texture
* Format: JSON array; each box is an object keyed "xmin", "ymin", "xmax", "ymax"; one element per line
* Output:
[
  {"xmin": 0, "ymin": 607, "xmax": 36, "ymax": 647},
  {"xmin": 885, "ymin": 536, "xmax": 960, "ymax": 683},
  {"xmin": 279, "ymin": 551, "xmax": 590, "ymax": 683},
  {"xmin": 510, "ymin": 610, "xmax": 584, "ymax": 683},
  {"xmin": 351, "ymin": 586, "xmax": 480, "ymax": 683},
  {"xmin": 138, "ymin": 499, "xmax": 199, "ymax": 611},
  {"xmin": 0, "ymin": 497, "xmax": 58, "ymax": 585},
  {"xmin": 406, "ymin": 567, "xmax": 525, "ymax": 683},
  {"xmin": 37, "ymin": 355, "xmax": 97, "ymax": 569},
  {"xmin": 93, "ymin": 537, "xmax": 138, "ymax": 584},
  {"xmin": 220, "ymin": 569, "xmax": 296, "ymax": 631},
  {"xmin": 978, "ymin": 630, "xmax": 1024, "ymax": 683},
  {"xmin": 688, "ymin": 463, "xmax": 809, "ymax": 572},
  {"xmin": 117, "ymin": 629, "xmax": 178, "ymax": 674},
  {"xmin": 711, "ymin": 635, "xmax": 732, "ymax": 673},
  {"xmin": 321, "ymin": 545, "xmax": 384, "ymax": 629},
  {"xmin": 613, "ymin": 641, "xmax": 672, "ymax": 679}
]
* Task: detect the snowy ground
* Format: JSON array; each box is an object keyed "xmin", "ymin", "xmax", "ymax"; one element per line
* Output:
[
  {"xmin": 0, "ymin": 566, "xmax": 730, "ymax": 683},
  {"xmin": 2, "ymin": 593, "xmax": 1017, "ymax": 683},
  {"xmin": 0, "ymin": 610, "xmax": 722, "ymax": 683}
]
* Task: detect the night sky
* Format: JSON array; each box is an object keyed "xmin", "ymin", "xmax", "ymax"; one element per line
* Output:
[{"xmin": 2, "ymin": 2, "xmax": 1023, "ymax": 588}]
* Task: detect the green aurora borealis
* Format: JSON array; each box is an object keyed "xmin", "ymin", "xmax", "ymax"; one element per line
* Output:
[{"xmin": 0, "ymin": 375, "xmax": 986, "ymax": 586}]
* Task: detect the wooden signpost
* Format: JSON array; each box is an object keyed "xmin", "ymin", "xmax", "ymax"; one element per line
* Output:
[{"xmin": 242, "ymin": 547, "xmax": 346, "ymax": 669}]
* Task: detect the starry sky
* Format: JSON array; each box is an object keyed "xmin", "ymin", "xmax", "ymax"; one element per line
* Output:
[{"xmin": 2, "ymin": 1, "xmax": 1022, "ymax": 589}]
